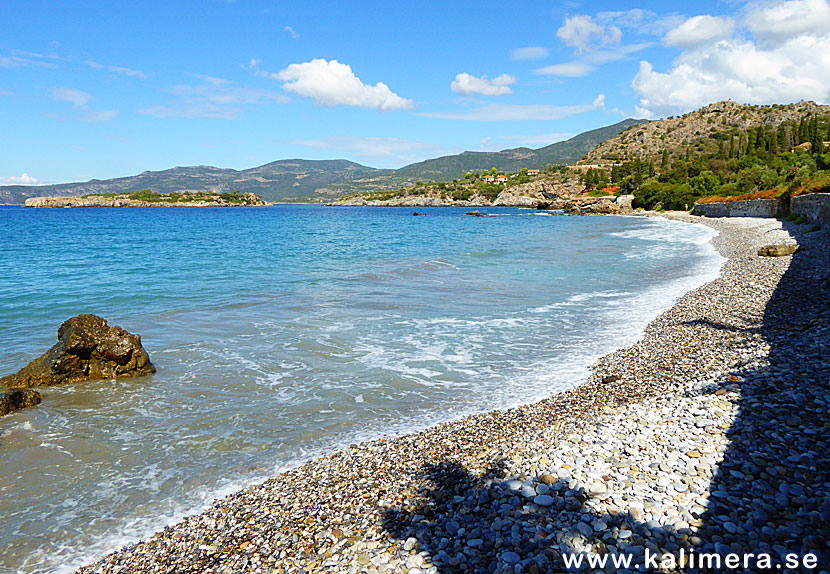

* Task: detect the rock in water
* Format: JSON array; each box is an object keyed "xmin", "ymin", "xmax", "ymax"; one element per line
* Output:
[
  {"xmin": 758, "ymin": 244, "xmax": 798, "ymax": 257},
  {"xmin": 0, "ymin": 389, "xmax": 42, "ymax": 416},
  {"xmin": 0, "ymin": 314, "xmax": 155, "ymax": 389}
]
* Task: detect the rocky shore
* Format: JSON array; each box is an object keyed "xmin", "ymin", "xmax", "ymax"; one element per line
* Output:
[
  {"xmin": 24, "ymin": 193, "xmax": 269, "ymax": 208},
  {"xmin": 78, "ymin": 215, "xmax": 829, "ymax": 574}
]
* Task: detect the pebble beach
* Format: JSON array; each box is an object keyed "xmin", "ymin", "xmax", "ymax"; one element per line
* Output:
[{"xmin": 77, "ymin": 213, "xmax": 830, "ymax": 574}]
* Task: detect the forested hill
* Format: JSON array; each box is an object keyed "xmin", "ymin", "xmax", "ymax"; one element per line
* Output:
[
  {"xmin": 574, "ymin": 100, "xmax": 830, "ymax": 210},
  {"xmin": 1, "ymin": 119, "xmax": 645, "ymax": 205}
]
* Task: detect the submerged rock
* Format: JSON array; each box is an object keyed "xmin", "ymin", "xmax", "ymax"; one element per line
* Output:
[
  {"xmin": 0, "ymin": 314, "xmax": 155, "ymax": 389},
  {"xmin": 0, "ymin": 389, "xmax": 42, "ymax": 416}
]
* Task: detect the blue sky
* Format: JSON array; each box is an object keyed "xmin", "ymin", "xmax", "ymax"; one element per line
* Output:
[{"xmin": 2, "ymin": 0, "xmax": 830, "ymax": 184}]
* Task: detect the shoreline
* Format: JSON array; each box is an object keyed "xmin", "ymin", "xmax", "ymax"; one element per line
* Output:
[{"xmin": 77, "ymin": 214, "xmax": 828, "ymax": 573}]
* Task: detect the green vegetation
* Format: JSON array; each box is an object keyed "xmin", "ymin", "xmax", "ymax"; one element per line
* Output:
[
  {"xmin": 83, "ymin": 189, "xmax": 264, "ymax": 205},
  {"xmin": 601, "ymin": 114, "xmax": 830, "ymax": 210},
  {"xmin": 338, "ymin": 165, "xmax": 572, "ymax": 203}
]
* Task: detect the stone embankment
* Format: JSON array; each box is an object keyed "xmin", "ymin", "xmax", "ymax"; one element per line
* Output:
[
  {"xmin": 694, "ymin": 192, "xmax": 830, "ymax": 224},
  {"xmin": 77, "ymin": 216, "xmax": 829, "ymax": 573},
  {"xmin": 792, "ymin": 192, "xmax": 830, "ymax": 223},
  {"xmin": 24, "ymin": 193, "xmax": 269, "ymax": 208}
]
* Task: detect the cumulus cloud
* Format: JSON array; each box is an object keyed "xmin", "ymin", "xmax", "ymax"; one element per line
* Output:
[
  {"xmin": 0, "ymin": 173, "xmax": 39, "ymax": 185},
  {"xmin": 510, "ymin": 46, "xmax": 549, "ymax": 60},
  {"xmin": 272, "ymin": 59, "xmax": 413, "ymax": 111},
  {"xmin": 663, "ymin": 15, "xmax": 735, "ymax": 48},
  {"xmin": 451, "ymin": 73, "xmax": 516, "ymax": 96},
  {"xmin": 533, "ymin": 61, "xmax": 594, "ymax": 78},
  {"xmin": 745, "ymin": 0, "xmax": 830, "ymax": 45},
  {"xmin": 285, "ymin": 26, "xmax": 299, "ymax": 39},
  {"xmin": 634, "ymin": 0, "xmax": 830, "ymax": 117},
  {"xmin": 421, "ymin": 94, "xmax": 605, "ymax": 121}
]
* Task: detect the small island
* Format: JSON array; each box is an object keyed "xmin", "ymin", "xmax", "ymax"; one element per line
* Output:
[{"xmin": 24, "ymin": 189, "xmax": 269, "ymax": 208}]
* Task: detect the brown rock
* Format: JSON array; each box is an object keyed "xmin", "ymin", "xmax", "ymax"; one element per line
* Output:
[
  {"xmin": 0, "ymin": 389, "xmax": 42, "ymax": 416},
  {"xmin": 758, "ymin": 244, "xmax": 799, "ymax": 257},
  {"xmin": 0, "ymin": 314, "xmax": 155, "ymax": 389},
  {"xmin": 602, "ymin": 374, "xmax": 621, "ymax": 384}
]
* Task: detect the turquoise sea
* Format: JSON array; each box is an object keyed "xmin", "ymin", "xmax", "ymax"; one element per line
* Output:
[{"xmin": 0, "ymin": 205, "xmax": 722, "ymax": 573}]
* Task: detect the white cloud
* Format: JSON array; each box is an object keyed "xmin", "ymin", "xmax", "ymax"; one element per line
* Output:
[
  {"xmin": 556, "ymin": 15, "xmax": 609, "ymax": 52},
  {"xmin": 451, "ymin": 73, "xmax": 516, "ymax": 96},
  {"xmin": 502, "ymin": 132, "xmax": 574, "ymax": 146},
  {"xmin": 288, "ymin": 136, "xmax": 460, "ymax": 167},
  {"xmin": 510, "ymin": 46, "xmax": 549, "ymax": 60},
  {"xmin": 289, "ymin": 136, "xmax": 457, "ymax": 164},
  {"xmin": 52, "ymin": 87, "xmax": 93, "ymax": 107},
  {"xmin": 0, "ymin": 55, "xmax": 29, "ymax": 68},
  {"xmin": 634, "ymin": 1, "xmax": 830, "ymax": 117},
  {"xmin": 551, "ymin": 10, "xmax": 656, "ymax": 76},
  {"xmin": 272, "ymin": 59, "xmax": 413, "ymax": 111},
  {"xmin": 83, "ymin": 60, "xmax": 148, "ymax": 78},
  {"xmin": 745, "ymin": 0, "xmax": 830, "ymax": 45},
  {"xmin": 664, "ymin": 15, "xmax": 735, "ymax": 48},
  {"xmin": 534, "ymin": 62, "xmax": 594, "ymax": 77},
  {"xmin": 285, "ymin": 26, "xmax": 299, "ymax": 39},
  {"xmin": 0, "ymin": 173, "xmax": 39, "ymax": 185},
  {"xmin": 80, "ymin": 110, "xmax": 119, "ymax": 122},
  {"xmin": 50, "ymin": 87, "xmax": 118, "ymax": 122},
  {"xmin": 421, "ymin": 95, "xmax": 605, "ymax": 121},
  {"xmin": 140, "ymin": 76, "xmax": 288, "ymax": 119}
]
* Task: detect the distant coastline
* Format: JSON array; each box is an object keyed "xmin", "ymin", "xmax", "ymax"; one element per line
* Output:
[{"xmin": 24, "ymin": 191, "xmax": 269, "ymax": 208}]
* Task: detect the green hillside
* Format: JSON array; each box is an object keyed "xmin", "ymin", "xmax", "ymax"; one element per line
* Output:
[
  {"xmin": 0, "ymin": 119, "xmax": 645, "ymax": 204},
  {"xmin": 331, "ymin": 119, "xmax": 648, "ymax": 194},
  {"xmin": 576, "ymin": 101, "xmax": 830, "ymax": 210}
]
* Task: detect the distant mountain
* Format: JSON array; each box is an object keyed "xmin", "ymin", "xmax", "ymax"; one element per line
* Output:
[
  {"xmin": 0, "ymin": 159, "xmax": 380, "ymax": 205},
  {"xmin": 330, "ymin": 118, "xmax": 648, "ymax": 195},
  {"xmin": 0, "ymin": 119, "xmax": 646, "ymax": 204},
  {"xmin": 402, "ymin": 118, "xmax": 647, "ymax": 180}
]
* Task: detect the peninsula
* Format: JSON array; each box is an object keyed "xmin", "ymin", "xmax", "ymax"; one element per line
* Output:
[{"xmin": 24, "ymin": 190, "xmax": 269, "ymax": 208}]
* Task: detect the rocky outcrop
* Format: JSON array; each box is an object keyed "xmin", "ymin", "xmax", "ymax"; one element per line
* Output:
[
  {"xmin": 493, "ymin": 179, "xmax": 581, "ymax": 207},
  {"xmin": 0, "ymin": 315, "xmax": 155, "ymax": 389},
  {"xmin": 758, "ymin": 244, "xmax": 799, "ymax": 257},
  {"xmin": 550, "ymin": 194, "xmax": 636, "ymax": 215},
  {"xmin": 329, "ymin": 195, "xmax": 489, "ymax": 207},
  {"xmin": 583, "ymin": 100, "xmax": 830, "ymax": 167},
  {"xmin": 0, "ymin": 389, "xmax": 42, "ymax": 416},
  {"xmin": 24, "ymin": 193, "xmax": 269, "ymax": 208}
]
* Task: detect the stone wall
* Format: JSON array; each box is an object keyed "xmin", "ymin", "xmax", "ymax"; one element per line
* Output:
[
  {"xmin": 693, "ymin": 198, "xmax": 784, "ymax": 218},
  {"xmin": 791, "ymin": 193, "xmax": 830, "ymax": 224}
]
